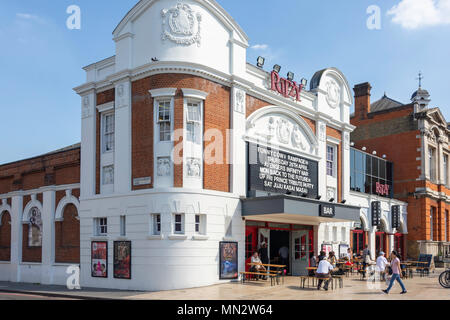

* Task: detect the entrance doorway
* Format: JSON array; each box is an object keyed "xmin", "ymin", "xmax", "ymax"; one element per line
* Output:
[
  {"xmin": 270, "ymin": 230, "xmax": 290, "ymax": 274},
  {"xmin": 245, "ymin": 221, "xmax": 314, "ymax": 276}
]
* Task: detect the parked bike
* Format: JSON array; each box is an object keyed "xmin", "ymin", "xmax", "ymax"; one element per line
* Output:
[{"xmin": 439, "ymin": 268, "xmax": 450, "ymax": 288}]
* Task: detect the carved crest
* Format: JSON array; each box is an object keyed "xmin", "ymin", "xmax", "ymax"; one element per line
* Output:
[
  {"xmin": 161, "ymin": 3, "xmax": 202, "ymax": 47},
  {"xmin": 326, "ymin": 79, "xmax": 340, "ymax": 108}
]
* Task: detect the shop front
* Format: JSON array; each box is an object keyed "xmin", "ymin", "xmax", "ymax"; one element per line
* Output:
[{"xmin": 242, "ymin": 195, "xmax": 360, "ymax": 276}]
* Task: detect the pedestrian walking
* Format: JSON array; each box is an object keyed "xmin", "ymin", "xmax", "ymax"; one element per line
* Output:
[{"xmin": 382, "ymin": 251, "xmax": 407, "ymax": 295}]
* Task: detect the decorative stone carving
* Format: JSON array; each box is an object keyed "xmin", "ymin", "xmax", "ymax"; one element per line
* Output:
[
  {"xmin": 326, "ymin": 187, "xmax": 336, "ymax": 202},
  {"xmin": 233, "ymin": 88, "xmax": 245, "ymax": 113},
  {"xmin": 157, "ymin": 158, "xmax": 171, "ymax": 177},
  {"xmin": 319, "ymin": 122, "xmax": 326, "ymax": 142},
  {"xmin": 161, "ymin": 3, "xmax": 202, "ymax": 47},
  {"xmin": 248, "ymin": 113, "xmax": 318, "ymax": 154},
  {"xmin": 291, "ymin": 125, "xmax": 307, "ymax": 151},
  {"xmin": 187, "ymin": 158, "xmax": 201, "ymax": 178},
  {"xmin": 116, "ymin": 83, "xmax": 128, "ymax": 108},
  {"xmin": 326, "ymin": 79, "xmax": 341, "ymax": 108},
  {"xmin": 82, "ymin": 95, "xmax": 91, "ymax": 118},
  {"xmin": 28, "ymin": 207, "xmax": 42, "ymax": 247},
  {"xmin": 343, "ymin": 132, "xmax": 350, "ymax": 150},
  {"xmin": 276, "ymin": 119, "xmax": 291, "ymax": 144}
]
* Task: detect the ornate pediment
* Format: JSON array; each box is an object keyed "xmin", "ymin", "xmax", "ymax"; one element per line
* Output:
[{"xmin": 246, "ymin": 106, "xmax": 318, "ymax": 157}]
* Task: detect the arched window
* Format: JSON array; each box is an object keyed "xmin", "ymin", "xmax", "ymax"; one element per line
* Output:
[{"xmin": 0, "ymin": 211, "xmax": 11, "ymax": 261}]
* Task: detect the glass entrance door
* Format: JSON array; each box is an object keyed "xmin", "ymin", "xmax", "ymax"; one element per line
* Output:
[{"xmin": 291, "ymin": 230, "xmax": 309, "ymax": 276}]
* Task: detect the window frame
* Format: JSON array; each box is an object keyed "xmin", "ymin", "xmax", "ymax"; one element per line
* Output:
[
  {"xmin": 152, "ymin": 214, "xmax": 162, "ymax": 236},
  {"xmin": 101, "ymin": 111, "xmax": 115, "ymax": 153},
  {"xmin": 326, "ymin": 144, "xmax": 336, "ymax": 177},
  {"xmin": 173, "ymin": 213, "xmax": 185, "ymax": 235},
  {"xmin": 156, "ymin": 99, "xmax": 172, "ymax": 143},
  {"xmin": 185, "ymin": 101, "xmax": 203, "ymax": 144},
  {"xmin": 95, "ymin": 217, "xmax": 108, "ymax": 236}
]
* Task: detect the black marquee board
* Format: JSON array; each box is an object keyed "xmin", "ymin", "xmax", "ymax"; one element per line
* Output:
[{"xmin": 248, "ymin": 143, "xmax": 319, "ymax": 198}]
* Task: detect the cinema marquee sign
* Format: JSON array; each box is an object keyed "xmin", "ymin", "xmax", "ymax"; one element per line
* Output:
[
  {"xmin": 271, "ymin": 71, "xmax": 305, "ymax": 102},
  {"xmin": 248, "ymin": 143, "xmax": 318, "ymax": 198}
]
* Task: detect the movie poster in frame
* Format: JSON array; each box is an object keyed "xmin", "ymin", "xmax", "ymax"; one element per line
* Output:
[
  {"xmin": 114, "ymin": 241, "xmax": 132, "ymax": 280},
  {"xmin": 91, "ymin": 241, "xmax": 108, "ymax": 278},
  {"xmin": 219, "ymin": 242, "xmax": 238, "ymax": 280}
]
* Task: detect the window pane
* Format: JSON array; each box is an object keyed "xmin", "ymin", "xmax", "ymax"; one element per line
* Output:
[
  {"xmin": 372, "ymin": 157, "xmax": 379, "ymax": 177},
  {"xmin": 366, "ymin": 155, "xmax": 372, "ymax": 175},
  {"xmin": 379, "ymin": 160, "xmax": 386, "ymax": 179},
  {"xmin": 103, "ymin": 166, "xmax": 114, "ymax": 185}
]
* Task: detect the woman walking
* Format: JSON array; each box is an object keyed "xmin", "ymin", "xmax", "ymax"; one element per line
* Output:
[{"xmin": 382, "ymin": 251, "xmax": 407, "ymax": 295}]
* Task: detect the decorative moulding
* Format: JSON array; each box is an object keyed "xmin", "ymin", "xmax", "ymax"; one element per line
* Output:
[
  {"xmin": 113, "ymin": 32, "xmax": 135, "ymax": 42},
  {"xmin": 168, "ymin": 234, "xmax": 188, "ymax": 240},
  {"xmin": 149, "ymin": 88, "xmax": 177, "ymax": 98},
  {"xmin": 326, "ymin": 136, "xmax": 341, "ymax": 145},
  {"xmin": 181, "ymin": 88, "xmax": 209, "ymax": 100},
  {"xmin": 96, "ymin": 101, "xmax": 115, "ymax": 113},
  {"xmin": 192, "ymin": 235, "xmax": 209, "ymax": 241},
  {"xmin": 161, "ymin": 3, "xmax": 202, "ymax": 47},
  {"xmin": 147, "ymin": 235, "xmax": 164, "ymax": 240}
]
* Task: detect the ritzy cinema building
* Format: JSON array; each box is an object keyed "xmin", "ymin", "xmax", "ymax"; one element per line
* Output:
[{"xmin": 0, "ymin": 0, "xmax": 408, "ymax": 291}]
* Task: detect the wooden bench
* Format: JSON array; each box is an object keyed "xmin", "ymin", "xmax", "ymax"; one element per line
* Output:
[
  {"xmin": 239, "ymin": 272, "xmax": 278, "ymax": 286},
  {"xmin": 299, "ymin": 276, "xmax": 318, "ymax": 288}
]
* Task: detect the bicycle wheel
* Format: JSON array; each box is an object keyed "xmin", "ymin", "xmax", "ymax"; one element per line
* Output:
[{"xmin": 439, "ymin": 271, "xmax": 450, "ymax": 288}]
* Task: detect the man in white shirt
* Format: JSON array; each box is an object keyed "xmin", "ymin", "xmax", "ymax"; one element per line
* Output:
[
  {"xmin": 376, "ymin": 252, "xmax": 389, "ymax": 281},
  {"xmin": 316, "ymin": 257, "xmax": 337, "ymax": 291}
]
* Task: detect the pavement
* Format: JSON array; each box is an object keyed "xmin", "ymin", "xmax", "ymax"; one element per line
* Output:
[{"xmin": 0, "ymin": 269, "xmax": 448, "ymax": 300}]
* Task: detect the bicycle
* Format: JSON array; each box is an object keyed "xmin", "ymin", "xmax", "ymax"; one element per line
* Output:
[{"xmin": 439, "ymin": 268, "xmax": 450, "ymax": 288}]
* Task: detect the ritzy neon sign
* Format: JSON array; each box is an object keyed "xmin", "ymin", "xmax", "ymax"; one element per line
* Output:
[
  {"xmin": 376, "ymin": 182, "xmax": 390, "ymax": 196},
  {"xmin": 271, "ymin": 71, "xmax": 305, "ymax": 102}
]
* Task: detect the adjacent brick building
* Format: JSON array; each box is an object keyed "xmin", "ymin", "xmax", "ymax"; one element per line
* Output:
[{"xmin": 351, "ymin": 82, "xmax": 450, "ymax": 260}]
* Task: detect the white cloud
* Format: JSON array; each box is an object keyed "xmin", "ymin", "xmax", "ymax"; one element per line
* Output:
[
  {"xmin": 16, "ymin": 13, "xmax": 46, "ymax": 24},
  {"xmin": 388, "ymin": 0, "xmax": 450, "ymax": 29},
  {"xmin": 251, "ymin": 44, "xmax": 269, "ymax": 50}
]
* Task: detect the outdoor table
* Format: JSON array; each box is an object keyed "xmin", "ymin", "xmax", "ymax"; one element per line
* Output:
[{"xmin": 248, "ymin": 263, "xmax": 286, "ymax": 284}]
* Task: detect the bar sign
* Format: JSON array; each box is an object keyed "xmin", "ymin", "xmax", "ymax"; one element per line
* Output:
[{"xmin": 392, "ymin": 205, "xmax": 401, "ymax": 229}]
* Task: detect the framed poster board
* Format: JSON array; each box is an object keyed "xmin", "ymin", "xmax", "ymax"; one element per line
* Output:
[
  {"xmin": 91, "ymin": 241, "xmax": 108, "ymax": 278},
  {"xmin": 321, "ymin": 244, "xmax": 333, "ymax": 257},
  {"xmin": 219, "ymin": 242, "xmax": 238, "ymax": 280},
  {"xmin": 114, "ymin": 241, "xmax": 132, "ymax": 280},
  {"xmin": 339, "ymin": 244, "xmax": 350, "ymax": 259}
]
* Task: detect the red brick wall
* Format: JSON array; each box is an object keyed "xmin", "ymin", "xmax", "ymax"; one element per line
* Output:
[
  {"xmin": 0, "ymin": 147, "xmax": 80, "ymax": 194},
  {"xmin": 131, "ymin": 78, "xmax": 154, "ymax": 190},
  {"xmin": 55, "ymin": 203, "xmax": 80, "ymax": 264},
  {"xmin": 0, "ymin": 211, "xmax": 11, "ymax": 261},
  {"xmin": 246, "ymin": 95, "xmax": 316, "ymax": 133},
  {"xmin": 131, "ymin": 74, "xmax": 231, "ymax": 192},
  {"xmin": 22, "ymin": 224, "xmax": 42, "ymax": 263}
]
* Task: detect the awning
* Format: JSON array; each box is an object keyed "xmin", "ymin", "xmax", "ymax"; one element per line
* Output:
[{"xmin": 241, "ymin": 195, "xmax": 360, "ymax": 225}]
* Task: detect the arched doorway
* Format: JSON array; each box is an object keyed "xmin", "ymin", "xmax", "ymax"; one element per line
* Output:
[
  {"xmin": 394, "ymin": 224, "xmax": 405, "ymax": 259},
  {"xmin": 352, "ymin": 218, "xmax": 367, "ymax": 255},
  {"xmin": 375, "ymin": 221, "xmax": 388, "ymax": 255},
  {"xmin": 55, "ymin": 203, "xmax": 80, "ymax": 264},
  {"xmin": 0, "ymin": 211, "xmax": 11, "ymax": 261}
]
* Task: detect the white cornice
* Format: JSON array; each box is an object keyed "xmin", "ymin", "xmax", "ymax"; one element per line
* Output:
[
  {"xmin": 149, "ymin": 88, "xmax": 177, "ymax": 98},
  {"xmin": 113, "ymin": 32, "xmax": 135, "ymax": 42},
  {"xmin": 0, "ymin": 184, "xmax": 80, "ymax": 200},
  {"xmin": 181, "ymin": 88, "xmax": 209, "ymax": 100},
  {"xmin": 96, "ymin": 101, "xmax": 115, "ymax": 113}
]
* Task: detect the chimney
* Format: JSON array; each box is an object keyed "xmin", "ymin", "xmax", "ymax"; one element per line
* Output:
[{"xmin": 353, "ymin": 82, "xmax": 372, "ymax": 120}]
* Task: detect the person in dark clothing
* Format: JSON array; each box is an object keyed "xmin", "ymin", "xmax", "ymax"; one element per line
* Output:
[{"xmin": 258, "ymin": 242, "xmax": 269, "ymax": 265}]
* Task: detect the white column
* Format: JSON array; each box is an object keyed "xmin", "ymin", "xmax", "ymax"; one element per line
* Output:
[
  {"xmin": 114, "ymin": 80, "xmax": 132, "ymax": 194},
  {"xmin": 10, "ymin": 195, "xmax": 23, "ymax": 282},
  {"xmin": 368, "ymin": 227, "xmax": 376, "ymax": 260},
  {"xmin": 80, "ymin": 91, "xmax": 97, "ymax": 198},
  {"xmin": 437, "ymin": 138, "xmax": 444, "ymax": 185},
  {"xmin": 317, "ymin": 120, "xmax": 327, "ymax": 199},
  {"xmin": 388, "ymin": 234, "xmax": 395, "ymax": 254},
  {"xmin": 230, "ymin": 87, "xmax": 247, "ymax": 196},
  {"xmin": 41, "ymin": 190, "xmax": 55, "ymax": 284},
  {"xmin": 342, "ymin": 130, "xmax": 351, "ymax": 202}
]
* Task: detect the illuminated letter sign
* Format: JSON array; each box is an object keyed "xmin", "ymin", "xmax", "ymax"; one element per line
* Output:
[
  {"xmin": 376, "ymin": 182, "xmax": 390, "ymax": 196},
  {"xmin": 271, "ymin": 71, "xmax": 304, "ymax": 102}
]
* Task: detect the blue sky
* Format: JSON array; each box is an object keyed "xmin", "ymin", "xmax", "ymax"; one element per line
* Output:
[{"xmin": 0, "ymin": 0, "xmax": 449, "ymax": 165}]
